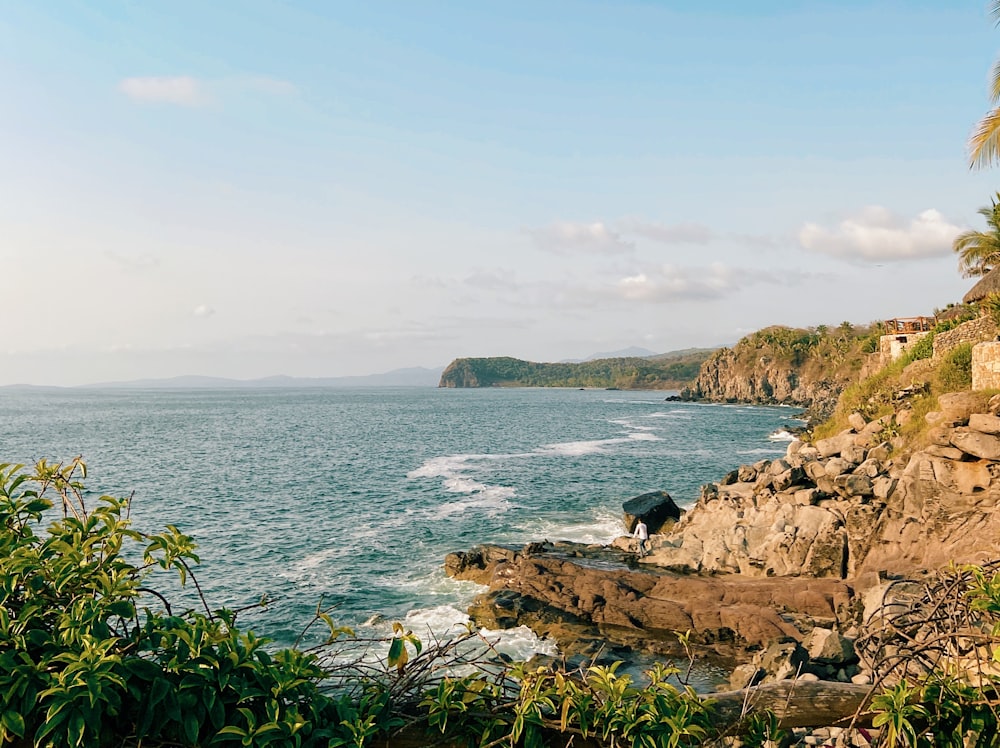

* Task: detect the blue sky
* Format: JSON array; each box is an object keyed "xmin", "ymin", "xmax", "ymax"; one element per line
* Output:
[{"xmin": 3, "ymin": 1, "xmax": 1000, "ymax": 384}]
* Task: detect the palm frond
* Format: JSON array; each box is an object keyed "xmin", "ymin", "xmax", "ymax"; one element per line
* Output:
[
  {"xmin": 990, "ymin": 58, "xmax": 1000, "ymax": 103},
  {"xmin": 969, "ymin": 107, "xmax": 1000, "ymax": 169}
]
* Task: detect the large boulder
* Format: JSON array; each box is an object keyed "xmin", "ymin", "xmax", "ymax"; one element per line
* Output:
[
  {"xmin": 623, "ymin": 490, "xmax": 682, "ymax": 534},
  {"xmin": 950, "ymin": 429, "xmax": 1000, "ymax": 461}
]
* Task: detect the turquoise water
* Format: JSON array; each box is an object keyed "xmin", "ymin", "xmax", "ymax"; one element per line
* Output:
[{"xmin": 0, "ymin": 387, "xmax": 796, "ymax": 653}]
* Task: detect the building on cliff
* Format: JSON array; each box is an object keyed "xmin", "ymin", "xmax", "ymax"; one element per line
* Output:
[{"xmin": 876, "ymin": 316, "xmax": 934, "ymax": 365}]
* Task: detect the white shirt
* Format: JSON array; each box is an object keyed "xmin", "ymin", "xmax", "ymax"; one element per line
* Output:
[{"xmin": 635, "ymin": 522, "xmax": 648, "ymax": 540}]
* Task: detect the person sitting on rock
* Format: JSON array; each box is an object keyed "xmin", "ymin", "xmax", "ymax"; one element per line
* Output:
[{"xmin": 634, "ymin": 519, "xmax": 648, "ymax": 558}]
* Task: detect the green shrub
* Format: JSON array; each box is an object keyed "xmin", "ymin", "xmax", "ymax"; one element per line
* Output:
[
  {"xmin": 936, "ymin": 342, "xmax": 974, "ymax": 392},
  {"xmin": 0, "ymin": 459, "xmax": 391, "ymax": 748},
  {"xmin": 0, "ymin": 459, "xmax": 750, "ymax": 747}
]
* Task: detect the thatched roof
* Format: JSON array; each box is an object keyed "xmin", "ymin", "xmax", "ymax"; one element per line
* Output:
[{"xmin": 964, "ymin": 265, "xmax": 1000, "ymax": 303}]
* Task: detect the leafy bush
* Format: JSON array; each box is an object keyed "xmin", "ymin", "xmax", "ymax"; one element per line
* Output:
[
  {"xmin": 0, "ymin": 459, "xmax": 394, "ymax": 747},
  {"xmin": 862, "ymin": 562, "xmax": 1000, "ymax": 748},
  {"xmin": 0, "ymin": 459, "xmax": 769, "ymax": 747},
  {"xmin": 936, "ymin": 343, "xmax": 974, "ymax": 392}
]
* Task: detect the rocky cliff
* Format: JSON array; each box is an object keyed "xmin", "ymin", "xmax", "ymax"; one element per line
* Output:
[
  {"xmin": 681, "ymin": 324, "xmax": 877, "ymax": 419},
  {"xmin": 445, "ymin": 390, "xmax": 1000, "ymax": 668}
]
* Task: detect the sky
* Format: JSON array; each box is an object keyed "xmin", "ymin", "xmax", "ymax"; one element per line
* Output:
[{"xmin": 3, "ymin": 1, "xmax": 1000, "ymax": 385}]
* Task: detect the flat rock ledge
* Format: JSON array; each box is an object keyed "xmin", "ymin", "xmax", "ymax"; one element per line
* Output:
[{"xmin": 445, "ymin": 541, "xmax": 852, "ymax": 663}]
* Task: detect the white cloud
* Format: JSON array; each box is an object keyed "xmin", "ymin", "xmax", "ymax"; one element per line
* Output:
[
  {"xmin": 613, "ymin": 263, "xmax": 738, "ymax": 302},
  {"xmin": 118, "ymin": 75, "xmax": 297, "ymax": 107},
  {"xmin": 193, "ymin": 304, "xmax": 215, "ymax": 318},
  {"xmin": 621, "ymin": 219, "xmax": 716, "ymax": 245},
  {"xmin": 527, "ymin": 221, "xmax": 634, "ymax": 254},
  {"xmin": 118, "ymin": 76, "xmax": 208, "ymax": 106},
  {"xmin": 798, "ymin": 206, "xmax": 962, "ymax": 262}
]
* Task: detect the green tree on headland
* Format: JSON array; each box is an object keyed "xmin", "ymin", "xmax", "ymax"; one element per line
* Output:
[{"xmin": 951, "ymin": 192, "xmax": 1000, "ymax": 277}]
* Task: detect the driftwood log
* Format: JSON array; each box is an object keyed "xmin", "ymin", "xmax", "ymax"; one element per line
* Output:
[{"xmin": 709, "ymin": 680, "xmax": 873, "ymax": 730}]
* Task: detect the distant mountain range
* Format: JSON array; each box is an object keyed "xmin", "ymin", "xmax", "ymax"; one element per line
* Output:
[
  {"xmin": 1, "ymin": 367, "xmax": 446, "ymax": 391},
  {"xmin": 0, "ymin": 346, "xmax": 729, "ymax": 390},
  {"xmin": 560, "ymin": 346, "xmax": 659, "ymax": 363}
]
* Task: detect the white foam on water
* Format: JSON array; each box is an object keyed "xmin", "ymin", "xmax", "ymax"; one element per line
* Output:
[
  {"xmin": 403, "ymin": 604, "xmax": 475, "ymax": 638},
  {"xmin": 768, "ymin": 429, "xmax": 797, "ymax": 442},
  {"xmin": 397, "ymin": 607, "xmax": 559, "ymax": 661},
  {"xmin": 643, "ymin": 410, "xmax": 693, "ymax": 420},
  {"xmin": 479, "ymin": 625, "xmax": 560, "ymax": 660},
  {"xmin": 512, "ymin": 509, "xmax": 626, "ymax": 545},
  {"xmin": 408, "ymin": 453, "xmax": 519, "ymax": 518},
  {"xmin": 537, "ymin": 437, "xmax": 630, "ymax": 456},
  {"xmin": 407, "ymin": 453, "xmax": 487, "ymax": 479},
  {"xmin": 428, "ymin": 492, "xmax": 516, "ymax": 520},
  {"xmin": 628, "ymin": 432, "xmax": 660, "ymax": 442},
  {"xmin": 736, "ymin": 447, "xmax": 786, "ymax": 455},
  {"xmin": 443, "ymin": 476, "xmax": 489, "ymax": 493},
  {"xmin": 609, "ymin": 417, "xmax": 657, "ymax": 431}
]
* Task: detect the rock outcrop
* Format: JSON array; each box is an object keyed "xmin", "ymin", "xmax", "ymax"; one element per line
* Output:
[
  {"xmin": 445, "ymin": 389, "xmax": 1000, "ymax": 675},
  {"xmin": 680, "ymin": 325, "xmax": 876, "ymax": 419},
  {"xmin": 621, "ymin": 490, "xmax": 681, "ymax": 534},
  {"xmin": 445, "ymin": 542, "xmax": 852, "ymax": 659},
  {"xmin": 650, "ymin": 391, "xmax": 1000, "ymax": 580}
]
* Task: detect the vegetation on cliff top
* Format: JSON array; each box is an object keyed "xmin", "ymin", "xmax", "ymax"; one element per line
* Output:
[
  {"xmin": 681, "ymin": 322, "xmax": 881, "ymax": 419},
  {"xmin": 438, "ymin": 349, "xmax": 715, "ymax": 389}
]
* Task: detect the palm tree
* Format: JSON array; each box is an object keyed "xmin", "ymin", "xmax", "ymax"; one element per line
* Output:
[
  {"xmin": 970, "ymin": 2, "xmax": 1000, "ymax": 168},
  {"xmin": 953, "ymin": 193, "xmax": 1000, "ymax": 277}
]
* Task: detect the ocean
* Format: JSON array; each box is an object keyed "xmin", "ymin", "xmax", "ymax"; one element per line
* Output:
[{"xmin": 0, "ymin": 386, "xmax": 798, "ymax": 661}]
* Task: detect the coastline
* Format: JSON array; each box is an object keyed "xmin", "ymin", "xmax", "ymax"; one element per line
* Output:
[{"xmin": 443, "ymin": 390, "xmax": 1000, "ymax": 735}]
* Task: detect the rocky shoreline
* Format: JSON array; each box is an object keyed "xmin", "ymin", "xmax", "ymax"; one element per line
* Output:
[{"xmin": 444, "ymin": 390, "xmax": 1000, "ymax": 742}]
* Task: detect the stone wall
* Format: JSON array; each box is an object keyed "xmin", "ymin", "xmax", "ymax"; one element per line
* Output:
[
  {"xmin": 877, "ymin": 332, "xmax": 928, "ymax": 367},
  {"xmin": 934, "ymin": 315, "xmax": 997, "ymax": 359},
  {"xmin": 973, "ymin": 341, "xmax": 1000, "ymax": 391}
]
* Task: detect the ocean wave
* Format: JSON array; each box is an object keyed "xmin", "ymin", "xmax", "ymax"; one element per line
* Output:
[
  {"xmin": 735, "ymin": 447, "xmax": 786, "ymax": 455},
  {"xmin": 767, "ymin": 429, "xmax": 797, "ymax": 442},
  {"xmin": 427, "ymin": 492, "xmax": 516, "ymax": 520},
  {"xmin": 508, "ymin": 509, "xmax": 626, "ymax": 545},
  {"xmin": 642, "ymin": 410, "xmax": 693, "ymax": 420},
  {"xmin": 388, "ymin": 606, "xmax": 559, "ymax": 661}
]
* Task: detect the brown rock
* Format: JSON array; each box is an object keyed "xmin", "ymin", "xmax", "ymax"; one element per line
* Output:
[
  {"xmin": 872, "ymin": 476, "xmax": 897, "ymax": 500},
  {"xmin": 623, "ymin": 490, "xmax": 682, "ymax": 534},
  {"xmin": 824, "ymin": 457, "xmax": 851, "ymax": 477},
  {"xmin": 867, "ymin": 442, "xmax": 892, "ymax": 462},
  {"xmin": 794, "ymin": 488, "xmax": 821, "ymax": 506},
  {"xmin": 816, "ymin": 431, "xmax": 854, "ymax": 458},
  {"xmin": 937, "ymin": 392, "xmax": 982, "ymax": 425},
  {"xmin": 802, "ymin": 627, "xmax": 855, "ymax": 665},
  {"xmin": 452, "ymin": 543, "xmax": 853, "ymax": 651},
  {"xmin": 847, "ymin": 413, "xmax": 867, "ymax": 432},
  {"xmin": 951, "ymin": 460, "xmax": 992, "ymax": 494},
  {"xmin": 833, "ymin": 474, "xmax": 873, "ymax": 498},
  {"xmin": 841, "ymin": 446, "xmax": 867, "ymax": 465},
  {"xmin": 768, "ymin": 458, "xmax": 791, "ymax": 476},
  {"xmin": 950, "ymin": 429, "xmax": 1000, "ymax": 461},
  {"xmin": 926, "ymin": 425, "xmax": 954, "ymax": 447},
  {"xmin": 989, "ymin": 393, "xmax": 1000, "ymax": 416},
  {"xmin": 923, "ymin": 445, "xmax": 965, "ymax": 460},
  {"xmin": 803, "ymin": 459, "xmax": 827, "ymax": 482},
  {"xmin": 853, "ymin": 458, "xmax": 882, "ymax": 478},
  {"xmin": 773, "ymin": 466, "xmax": 806, "ymax": 492},
  {"xmin": 970, "ymin": 413, "xmax": 1000, "ymax": 435}
]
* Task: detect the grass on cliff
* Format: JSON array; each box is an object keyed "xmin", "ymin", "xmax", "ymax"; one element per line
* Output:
[{"xmin": 812, "ymin": 338, "xmax": 983, "ymax": 450}]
